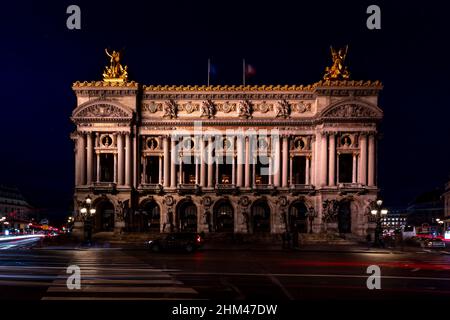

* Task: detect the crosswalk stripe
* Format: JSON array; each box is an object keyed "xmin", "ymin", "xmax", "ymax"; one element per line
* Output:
[
  {"xmin": 40, "ymin": 249, "xmax": 199, "ymax": 300},
  {"xmin": 47, "ymin": 286, "xmax": 197, "ymax": 294}
]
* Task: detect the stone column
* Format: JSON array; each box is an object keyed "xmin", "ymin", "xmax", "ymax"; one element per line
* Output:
[
  {"xmin": 352, "ymin": 153, "xmax": 357, "ymax": 183},
  {"xmin": 305, "ymin": 156, "xmax": 310, "ymax": 185},
  {"xmin": 236, "ymin": 136, "xmax": 244, "ymax": 187},
  {"xmin": 179, "ymin": 156, "xmax": 183, "ymax": 185},
  {"xmin": 76, "ymin": 134, "xmax": 85, "ymax": 186},
  {"xmin": 320, "ymin": 132, "xmax": 328, "ymax": 187},
  {"xmin": 141, "ymin": 157, "xmax": 147, "ymax": 184},
  {"xmin": 194, "ymin": 155, "xmax": 198, "ymax": 185},
  {"xmin": 200, "ymin": 138, "xmax": 206, "ymax": 187},
  {"xmin": 117, "ymin": 133, "xmax": 124, "ymax": 185},
  {"xmin": 125, "ymin": 133, "xmax": 132, "ymax": 186},
  {"xmin": 96, "ymin": 153, "xmax": 100, "ymax": 182},
  {"xmin": 313, "ymin": 133, "xmax": 321, "ymax": 186},
  {"xmin": 170, "ymin": 139, "xmax": 177, "ymax": 187},
  {"xmin": 359, "ymin": 133, "xmax": 368, "ymax": 185},
  {"xmin": 310, "ymin": 136, "xmax": 316, "ymax": 186},
  {"xmin": 163, "ymin": 136, "xmax": 170, "ymax": 187},
  {"xmin": 232, "ymin": 154, "xmax": 236, "ymax": 185},
  {"xmin": 282, "ymin": 136, "xmax": 289, "ymax": 187},
  {"xmin": 133, "ymin": 131, "xmax": 137, "ymax": 188},
  {"xmin": 86, "ymin": 133, "xmax": 93, "ymax": 185},
  {"xmin": 289, "ymin": 156, "xmax": 293, "ymax": 186},
  {"xmin": 252, "ymin": 155, "xmax": 256, "ymax": 187},
  {"xmin": 114, "ymin": 153, "xmax": 118, "ymax": 183},
  {"xmin": 268, "ymin": 156, "xmax": 272, "ymax": 185},
  {"xmin": 215, "ymin": 158, "xmax": 219, "ymax": 185},
  {"xmin": 159, "ymin": 155, "xmax": 163, "ymax": 185},
  {"xmin": 273, "ymin": 136, "xmax": 281, "ymax": 187},
  {"xmin": 207, "ymin": 137, "xmax": 214, "ymax": 188},
  {"xmin": 368, "ymin": 134, "xmax": 376, "ymax": 187},
  {"xmin": 328, "ymin": 133, "xmax": 336, "ymax": 186},
  {"xmin": 245, "ymin": 137, "xmax": 250, "ymax": 188}
]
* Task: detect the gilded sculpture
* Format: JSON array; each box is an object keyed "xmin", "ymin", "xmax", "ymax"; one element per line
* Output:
[
  {"xmin": 323, "ymin": 46, "xmax": 350, "ymax": 80},
  {"xmin": 103, "ymin": 49, "xmax": 128, "ymax": 82}
]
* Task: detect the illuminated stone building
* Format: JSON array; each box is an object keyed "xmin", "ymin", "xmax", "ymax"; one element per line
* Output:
[{"xmin": 71, "ymin": 51, "xmax": 384, "ymax": 239}]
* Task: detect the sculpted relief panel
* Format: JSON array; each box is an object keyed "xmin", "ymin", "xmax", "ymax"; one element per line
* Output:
[
  {"xmin": 322, "ymin": 103, "xmax": 381, "ymax": 119},
  {"xmin": 73, "ymin": 103, "xmax": 132, "ymax": 119},
  {"xmin": 140, "ymin": 98, "xmax": 316, "ymax": 120}
]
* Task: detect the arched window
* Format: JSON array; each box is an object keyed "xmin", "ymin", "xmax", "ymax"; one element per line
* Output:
[
  {"xmin": 251, "ymin": 201, "xmax": 271, "ymax": 233},
  {"xmin": 214, "ymin": 201, "xmax": 234, "ymax": 232}
]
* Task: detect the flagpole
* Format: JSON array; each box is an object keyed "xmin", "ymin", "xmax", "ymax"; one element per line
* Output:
[
  {"xmin": 207, "ymin": 58, "xmax": 210, "ymax": 86},
  {"xmin": 243, "ymin": 58, "xmax": 245, "ymax": 86}
]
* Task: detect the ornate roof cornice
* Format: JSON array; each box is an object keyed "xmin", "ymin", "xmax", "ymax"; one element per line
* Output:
[
  {"xmin": 142, "ymin": 80, "xmax": 382, "ymax": 92},
  {"xmin": 73, "ymin": 81, "xmax": 139, "ymax": 88}
]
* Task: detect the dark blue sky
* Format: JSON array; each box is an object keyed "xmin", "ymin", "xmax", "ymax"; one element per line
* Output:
[{"xmin": 2, "ymin": 0, "xmax": 449, "ymax": 218}]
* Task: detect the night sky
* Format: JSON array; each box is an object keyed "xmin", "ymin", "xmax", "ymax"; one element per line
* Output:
[{"xmin": 2, "ymin": 1, "xmax": 450, "ymax": 220}]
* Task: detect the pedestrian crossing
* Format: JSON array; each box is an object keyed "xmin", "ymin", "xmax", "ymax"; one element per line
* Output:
[
  {"xmin": 40, "ymin": 249, "xmax": 199, "ymax": 300},
  {"xmin": 0, "ymin": 249, "xmax": 199, "ymax": 300}
]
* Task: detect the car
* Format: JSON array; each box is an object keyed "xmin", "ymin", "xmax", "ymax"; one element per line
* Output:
[
  {"xmin": 148, "ymin": 233, "xmax": 203, "ymax": 253},
  {"xmin": 422, "ymin": 238, "xmax": 446, "ymax": 249}
]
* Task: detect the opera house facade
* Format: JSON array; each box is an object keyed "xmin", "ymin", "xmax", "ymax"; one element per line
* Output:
[{"xmin": 71, "ymin": 50, "xmax": 383, "ymax": 240}]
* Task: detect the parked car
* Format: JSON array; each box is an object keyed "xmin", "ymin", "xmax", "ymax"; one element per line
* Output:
[
  {"xmin": 148, "ymin": 233, "xmax": 203, "ymax": 253},
  {"xmin": 422, "ymin": 238, "xmax": 446, "ymax": 249}
]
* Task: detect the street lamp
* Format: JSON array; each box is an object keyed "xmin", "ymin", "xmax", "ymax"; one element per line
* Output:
[
  {"xmin": 80, "ymin": 195, "xmax": 96, "ymax": 243},
  {"xmin": 371, "ymin": 199, "xmax": 388, "ymax": 247},
  {"xmin": 436, "ymin": 219, "xmax": 444, "ymax": 235}
]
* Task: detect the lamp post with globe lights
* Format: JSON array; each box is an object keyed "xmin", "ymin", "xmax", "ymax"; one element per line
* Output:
[
  {"xmin": 80, "ymin": 195, "xmax": 96, "ymax": 243},
  {"xmin": 371, "ymin": 199, "xmax": 388, "ymax": 247},
  {"xmin": 436, "ymin": 219, "xmax": 444, "ymax": 236}
]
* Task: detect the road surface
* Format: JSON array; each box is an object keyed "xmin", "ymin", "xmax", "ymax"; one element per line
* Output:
[{"xmin": 0, "ymin": 242, "xmax": 449, "ymax": 301}]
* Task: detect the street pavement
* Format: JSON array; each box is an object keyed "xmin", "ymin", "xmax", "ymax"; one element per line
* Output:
[{"xmin": 0, "ymin": 239, "xmax": 449, "ymax": 301}]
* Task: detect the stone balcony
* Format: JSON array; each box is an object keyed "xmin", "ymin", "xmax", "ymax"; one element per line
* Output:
[
  {"xmin": 337, "ymin": 182, "xmax": 366, "ymax": 194},
  {"xmin": 290, "ymin": 184, "xmax": 315, "ymax": 194},
  {"xmin": 177, "ymin": 184, "xmax": 201, "ymax": 195},
  {"xmin": 138, "ymin": 183, "xmax": 163, "ymax": 194},
  {"xmin": 252, "ymin": 184, "xmax": 275, "ymax": 194},
  {"xmin": 92, "ymin": 182, "xmax": 117, "ymax": 193},
  {"xmin": 216, "ymin": 184, "xmax": 237, "ymax": 194}
]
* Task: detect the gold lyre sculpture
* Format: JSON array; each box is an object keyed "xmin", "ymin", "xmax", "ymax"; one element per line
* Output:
[
  {"xmin": 323, "ymin": 45, "xmax": 350, "ymax": 81},
  {"xmin": 102, "ymin": 49, "xmax": 128, "ymax": 82}
]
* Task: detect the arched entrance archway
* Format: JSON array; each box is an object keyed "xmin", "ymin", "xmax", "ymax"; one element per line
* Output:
[
  {"xmin": 338, "ymin": 200, "xmax": 352, "ymax": 233},
  {"xmin": 251, "ymin": 200, "xmax": 271, "ymax": 233},
  {"xmin": 177, "ymin": 200, "xmax": 197, "ymax": 232},
  {"xmin": 140, "ymin": 201, "xmax": 161, "ymax": 232},
  {"xmin": 289, "ymin": 201, "xmax": 308, "ymax": 233},
  {"xmin": 95, "ymin": 200, "xmax": 115, "ymax": 232},
  {"xmin": 213, "ymin": 200, "xmax": 234, "ymax": 232}
]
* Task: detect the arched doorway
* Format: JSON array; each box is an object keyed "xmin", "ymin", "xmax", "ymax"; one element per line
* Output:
[
  {"xmin": 95, "ymin": 200, "xmax": 115, "ymax": 232},
  {"xmin": 213, "ymin": 200, "xmax": 234, "ymax": 232},
  {"xmin": 338, "ymin": 200, "xmax": 352, "ymax": 233},
  {"xmin": 251, "ymin": 200, "xmax": 271, "ymax": 233},
  {"xmin": 141, "ymin": 201, "xmax": 161, "ymax": 232},
  {"xmin": 289, "ymin": 201, "xmax": 308, "ymax": 233},
  {"xmin": 177, "ymin": 200, "xmax": 197, "ymax": 232}
]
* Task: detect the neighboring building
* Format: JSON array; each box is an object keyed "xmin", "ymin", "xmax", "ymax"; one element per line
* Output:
[
  {"xmin": 0, "ymin": 186, "xmax": 34, "ymax": 233},
  {"xmin": 71, "ymin": 50, "xmax": 384, "ymax": 239},
  {"xmin": 381, "ymin": 208, "xmax": 408, "ymax": 230},
  {"xmin": 443, "ymin": 179, "xmax": 450, "ymax": 232},
  {"xmin": 407, "ymin": 188, "xmax": 444, "ymax": 227},
  {"xmin": 0, "ymin": 186, "xmax": 33, "ymax": 220}
]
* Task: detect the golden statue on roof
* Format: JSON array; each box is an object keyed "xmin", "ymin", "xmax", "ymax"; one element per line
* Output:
[
  {"xmin": 323, "ymin": 45, "xmax": 350, "ymax": 81},
  {"xmin": 103, "ymin": 49, "xmax": 128, "ymax": 82}
]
